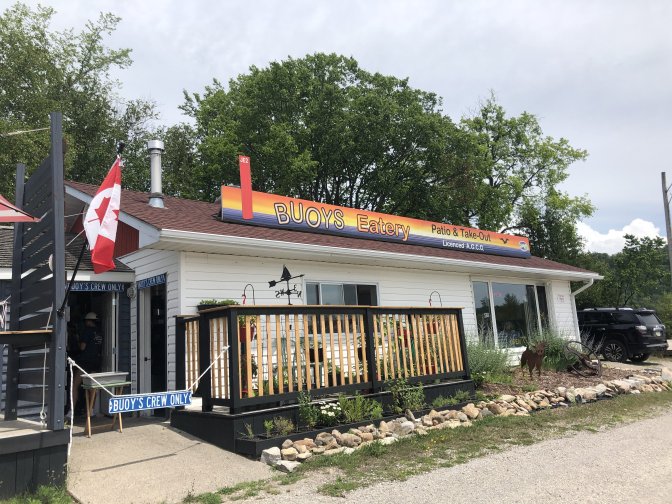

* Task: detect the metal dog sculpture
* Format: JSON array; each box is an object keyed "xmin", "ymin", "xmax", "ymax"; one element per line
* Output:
[{"xmin": 520, "ymin": 342, "xmax": 546, "ymax": 378}]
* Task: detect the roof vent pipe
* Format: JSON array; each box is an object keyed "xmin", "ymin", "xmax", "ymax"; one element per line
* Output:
[{"xmin": 147, "ymin": 139, "xmax": 165, "ymax": 208}]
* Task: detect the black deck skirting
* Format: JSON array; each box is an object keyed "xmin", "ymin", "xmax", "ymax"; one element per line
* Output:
[{"xmin": 0, "ymin": 429, "xmax": 69, "ymax": 499}]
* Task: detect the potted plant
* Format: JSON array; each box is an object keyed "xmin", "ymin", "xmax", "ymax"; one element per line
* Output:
[
  {"xmin": 197, "ymin": 298, "xmax": 239, "ymax": 312},
  {"xmin": 238, "ymin": 313, "xmax": 257, "ymax": 343},
  {"xmin": 240, "ymin": 353, "xmax": 258, "ymax": 397}
]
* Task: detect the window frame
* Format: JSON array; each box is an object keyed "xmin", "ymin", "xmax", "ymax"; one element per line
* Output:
[
  {"xmin": 470, "ymin": 277, "xmax": 549, "ymax": 349},
  {"xmin": 303, "ymin": 280, "xmax": 380, "ymax": 306}
]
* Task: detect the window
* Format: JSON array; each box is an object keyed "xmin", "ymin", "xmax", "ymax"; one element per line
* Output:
[
  {"xmin": 473, "ymin": 281, "xmax": 493, "ymax": 344},
  {"xmin": 305, "ymin": 282, "xmax": 378, "ymax": 306},
  {"xmin": 472, "ymin": 281, "xmax": 549, "ymax": 348}
]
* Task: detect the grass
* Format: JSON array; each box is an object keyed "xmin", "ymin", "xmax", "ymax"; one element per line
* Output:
[
  {"xmin": 0, "ymin": 486, "xmax": 72, "ymax": 504},
  {"xmin": 184, "ymin": 390, "xmax": 672, "ymax": 501}
]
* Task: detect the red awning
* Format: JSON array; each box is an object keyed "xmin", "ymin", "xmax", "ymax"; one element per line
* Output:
[{"xmin": 0, "ymin": 194, "xmax": 40, "ymax": 222}]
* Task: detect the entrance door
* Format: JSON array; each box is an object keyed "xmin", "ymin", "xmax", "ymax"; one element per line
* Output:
[{"xmin": 139, "ymin": 283, "xmax": 167, "ymax": 416}]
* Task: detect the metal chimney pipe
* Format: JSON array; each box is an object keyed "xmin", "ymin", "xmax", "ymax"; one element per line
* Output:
[{"xmin": 147, "ymin": 140, "xmax": 165, "ymax": 208}]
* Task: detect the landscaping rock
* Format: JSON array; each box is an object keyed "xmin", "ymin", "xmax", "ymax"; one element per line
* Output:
[
  {"xmin": 462, "ymin": 403, "xmax": 480, "ymax": 419},
  {"xmin": 281, "ymin": 447, "xmax": 298, "ymax": 461},
  {"xmin": 324, "ymin": 447, "xmax": 345, "ymax": 456},
  {"xmin": 359, "ymin": 432, "xmax": 374, "ymax": 442},
  {"xmin": 404, "ymin": 409, "xmax": 416, "ymax": 421},
  {"xmin": 456, "ymin": 412, "xmax": 469, "ymax": 422},
  {"xmin": 613, "ymin": 380, "xmax": 632, "ymax": 393},
  {"xmin": 324, "ymin": 439, "xmax": 339, "ymax": 450},
  {"xmin": 340, "ymin": 433, "xmax": 362, "ymax": 448},
  {"xmin": 487, "ymin": 403, "xmax": 506, "ymax": 415},
  {"xmin": 395, "ymin": 420, "xmax": 415, "ymax": 436},
  {"xmin": 379, "ymin": 421, "xmax": 390, "ymax": 434},
  {"xmin": 422, "ymin": 415, "xmax": 433, "ymax": 427},
  {"xmin": 379, "ymin": 437, "xmax": 397, "ymax": 445},
  {"xmin": 565, "ymin": 390, "xmax": 576, "ymax": 403},
  {"xmin": 594, "ymin": 384, "xmax": 608, "ymax": 397},
  {"xmin": 500, "ymin": 394, "xmax": 516, "ymax": 402},
  {"xmin": 260, "ymin": 447, "xmax": 281, "ymax": 466},
  {"xmin": 295, "ymin": 444, "xmax": 308, "ymax": 454},
  {"xmin": 661, "ymin": 366, "xmax": 672, "ymax": 382},
  {"xmin": 443, "ymin": 410, "xmax": 459, "ymax": 420},
  {"xmin": 281, "ymin": 439, "xmax": 294, "ymax": 449},
  {"xmin": 331, "ymin": 430, "xmax": 343, "ymax": 443},
  {"xmin": 416, "ymin": 427, "xmax": 428, "ymax": 436},
  {"xmin": 275, "ymin": 460, "xmax": 301, "ymax": 473},
  {"xmin": 478, "ymin": 408, "xmax": 494, "ymax": 420},
  {"xmin": 343, "ymin": 447, "xmax": 356, "ymax": 455},
  {"xmin": 296, "ymin": 452, "xmax": 312, "ymax": 462},
  {"xmin": 311, "ymin": 446, "xmax": 326, "ymax": 455},
  {"xmin": 293, "ymin": 438, "xmax": 316, "ymax": 450},
  {"xmin": 631, "ymin": 389, "xmax": 641, "ymax": 394},
  {"xmin": 315, "ymin": 432, "xmax": 334, "ymax": 446}
]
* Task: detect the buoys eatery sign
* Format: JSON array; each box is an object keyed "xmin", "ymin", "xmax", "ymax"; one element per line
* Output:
[{"xmin": 220, "ymin": 186, "xmax": 531, "ymax": 258}]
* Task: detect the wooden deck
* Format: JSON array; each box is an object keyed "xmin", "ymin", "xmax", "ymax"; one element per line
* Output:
[{"xmin": 0, "ymin": 414, "xmax": 69, "ymax": 498}]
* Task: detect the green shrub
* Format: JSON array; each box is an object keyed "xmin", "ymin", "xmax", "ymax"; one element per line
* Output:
[
  {"xmin": 525, "ymin": 330, "xmax": 576, "ymax": 372},
  {"xmin": 387, "ymin": 378, "xmax": 425, "ymax": 414},
  {"xmin": 272, "ymin": 416, "xmax": 295, "ymax": 436},
  {"xmin": 465, "ymin": 339, "xmax": 510, "ymax": 376},
  {"xmin": 263, "ymin": 419, "xmax": 274, "ymax": 437},
  {"xmin": 337, "ymin": 392, "xmax": 383, "ymax": 423},
  {"xmin": 297, "ymin": 391, "xmax": 319, "ymax": 428}
]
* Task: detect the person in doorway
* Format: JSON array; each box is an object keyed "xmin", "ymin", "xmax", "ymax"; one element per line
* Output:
[{"xmin": 69, "ymin": 312, "xmax": 103, "ymax": 416}]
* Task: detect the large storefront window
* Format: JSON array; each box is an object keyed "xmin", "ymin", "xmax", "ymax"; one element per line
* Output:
[
  {"xmin": 306, "ymin": 282, "xmax": 378, "ymax": 306},
  {"xmin": 472, "ymin": 281, "xmax": 548, "ymax": 348}
]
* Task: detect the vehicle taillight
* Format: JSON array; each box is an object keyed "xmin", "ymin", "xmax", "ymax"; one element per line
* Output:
[{"xmin": 635, "ymin": 325, "xmax": 647, "ymax": 334}]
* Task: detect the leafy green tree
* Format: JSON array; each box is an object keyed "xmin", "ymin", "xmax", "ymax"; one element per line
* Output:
[
  {"xmin": 182, "ymin": 53, "xmax": 453, "ymax": 207},
  {"xmin": 457, "ymin": 96, "xmax": 593, "ymax": 259},
  {"xmin": 575, "ymin": 235, "xmax": 671, "ymax": 309},
  {"xmin": 0, "ymin": 3, "xmax": 156, "ymax": 198}
]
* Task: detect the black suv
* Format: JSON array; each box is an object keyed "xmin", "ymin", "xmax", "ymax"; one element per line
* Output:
[{"xmin": 578, "ymin": 308, "xmax": 668, "ymax": 362}]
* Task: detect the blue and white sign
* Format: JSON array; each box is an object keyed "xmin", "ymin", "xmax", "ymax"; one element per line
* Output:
[
  {"xmin": 108, "ymin": 390, "xmax": 192, "ymax": 413},
  {"xmin": 137, "ymin": 273, "xmax": 166, "ymax": 290},
  {"xmin": 70, "ymin": 282, "xmax": 127, "ymax": 292}
]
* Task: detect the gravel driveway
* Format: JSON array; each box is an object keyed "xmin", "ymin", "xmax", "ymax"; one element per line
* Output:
[{"xmin": 262, "ymin": 407, "xmax": 672, "ymax": 503}]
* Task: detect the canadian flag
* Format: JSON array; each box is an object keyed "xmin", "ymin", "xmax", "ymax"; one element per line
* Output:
[{"xmin": 83, "ymin": 157, "xmax": 122, "ymax": 274}]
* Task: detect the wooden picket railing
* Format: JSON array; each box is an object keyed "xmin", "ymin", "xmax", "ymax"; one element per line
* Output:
[{"xmin": 176, "ymin": 306, "xmax": 469, "ymax": 413}]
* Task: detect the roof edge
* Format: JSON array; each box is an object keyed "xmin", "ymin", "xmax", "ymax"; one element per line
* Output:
[{"xmin": 159, "ymin": 228, "xmax": 603, "ymax": 281}]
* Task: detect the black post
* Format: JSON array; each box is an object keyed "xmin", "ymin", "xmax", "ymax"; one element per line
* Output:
[
  {"xmin": 198, "ymin": 312, "xmax": 212, "ymax": 412},
  {"xmin": 456, "ymin": 310, "xmax": 471, "ymax": 378},
  {"xmin": 57, "ymin": 242, "xmax": 85, "ymax": 318},
  {"xmin": 48, "ymin": 112, "xmax": 66, "ymax": 430},
  {"xmin": 5, "ymin": 164, "xmax": 26, "ymax": 420},
  {"xmin": 364, "ymin": 308, "xmax": 380, "ymax": 393},
  {"xmin": 228, "ymin": 308, "xmax": 240, "ymax": 413},
  {"xmin": 175, "ymin": 317, "xmax": 186, "ymax": 392}
]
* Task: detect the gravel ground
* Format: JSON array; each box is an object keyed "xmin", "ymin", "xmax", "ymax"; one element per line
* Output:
[{"xmin": 260, "ymin": 407, "xmax": 672, "ymax": 504}]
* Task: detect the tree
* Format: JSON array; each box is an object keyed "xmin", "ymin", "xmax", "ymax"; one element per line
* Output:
[
  {"xmin": 575, "ymin": 235, "xmax": 671, "ymax": 309},
  {"xmin": 457, "ymin": 96, "xmax": 593, "ymax": 259},
  {"xmin": 183, "ymin": 53, "xmax": 453, "ymax": 207},
  {"xmin": 184, "ymin": 57, "xmax": 591, "ymax": 260},
  {"xmin": 0, "ymin": 3, "xmax": 157, "ymax": 198}
]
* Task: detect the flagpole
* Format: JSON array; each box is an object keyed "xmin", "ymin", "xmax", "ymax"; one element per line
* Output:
[
  {"xmin": 57, "ymin": 142, "xmax": 125, "ymax": 318},
  {"xmin": 57, "ymin": 242, "xmax": 86, "ymax": 317}
]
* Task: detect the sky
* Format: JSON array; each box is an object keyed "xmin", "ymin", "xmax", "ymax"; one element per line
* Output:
[{"xmin": 21, "ymin": 0, "xmax": 672, "ymax": 254}]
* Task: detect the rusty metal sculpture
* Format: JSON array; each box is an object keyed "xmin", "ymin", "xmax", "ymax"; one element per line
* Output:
[{"xmin": 564, "ymin": 340, "xmax": 602, "ymax": 377}]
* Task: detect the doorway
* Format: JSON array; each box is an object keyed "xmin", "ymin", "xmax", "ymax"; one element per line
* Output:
[{"xmin": 139, "ymin": 283, "xmax": 167, "ymax": 416}]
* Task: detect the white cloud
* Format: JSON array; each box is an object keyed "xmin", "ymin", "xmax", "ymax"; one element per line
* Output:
[{"xmin": 577, "ymin": 218, "xmax": 663, "ymax": 254}]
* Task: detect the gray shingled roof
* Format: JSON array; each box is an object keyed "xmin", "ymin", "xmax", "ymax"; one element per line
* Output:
[
  {"xmin": 0, "ymin": 225, "xmax": 131, "ymax": 272},
  {"xmin": 66, "ymin": 180, "xmax": 597, "ymax": 276}
]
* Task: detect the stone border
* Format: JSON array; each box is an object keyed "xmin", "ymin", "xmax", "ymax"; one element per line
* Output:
[{"xmin": 261, "ymin": 368, "xmax": 672, "ymax": 472}]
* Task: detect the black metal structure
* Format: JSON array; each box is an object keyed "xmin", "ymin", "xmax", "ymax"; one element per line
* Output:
[{"xmin": 0, "ymin": 113, "xmax": 69, "ymax": 498}]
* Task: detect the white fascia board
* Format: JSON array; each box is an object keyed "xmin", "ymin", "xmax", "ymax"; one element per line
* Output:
[
  {"xmin": 65, "ymin": 270, "xmax": 135, "ymax": 282},
  {"xmin": 0, "ymin": 268, "xmax": 11, "ymax": 280},
  {"xmin": 65, "ymin": 185, "xmax": 160, "ymax": 246},
  {"xmin": 159, "ymin": 228, "xmax": 602, "ymax": 282}
]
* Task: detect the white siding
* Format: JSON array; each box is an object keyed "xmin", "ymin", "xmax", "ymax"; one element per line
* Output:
[
  {"xmin": 123, "ymin": 249, "xmax": 180, "ymax": 392},
  {"xmin": 548, "ymin": 280, "xmax": 577, "ymax": 338},
  {"xmin": 180, "ymin": 252, "xmax": 476, "ymax": 330}
]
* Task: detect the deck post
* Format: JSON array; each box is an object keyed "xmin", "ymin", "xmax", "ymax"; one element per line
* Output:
[
  {"xmin": 228, "ymin": 308, "xmax": 240, "ymax": 414},
  {"xmin": 175, "ymin": 317, "xmax": 186, "ymax": 392},
  {"xmin": 456, "ymin": 310, "xmax": 470, "ymax": 376},
  {"xmin": 198, "ymin": 312, "xmax": 212, "ymax": 412},
  {"xmin": 364, "ymin": 308, "xmax": 380, "ymax": 393}
]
